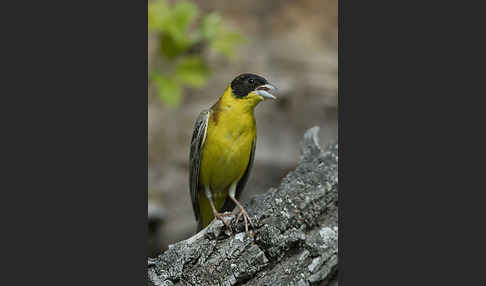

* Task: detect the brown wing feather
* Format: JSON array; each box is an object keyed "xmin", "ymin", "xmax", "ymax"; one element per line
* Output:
[{"xmin": 189, "ymin": 109, "xmax": 210, "ymax": 226}]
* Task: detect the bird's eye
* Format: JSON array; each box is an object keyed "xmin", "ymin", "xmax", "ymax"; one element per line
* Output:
[{"xmin": 248, "ymin": 78, "xmax": 254, "ymax": 84}]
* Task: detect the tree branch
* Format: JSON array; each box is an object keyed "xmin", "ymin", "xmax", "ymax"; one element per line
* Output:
[{"xmin": 148, "ymin": 126, "xmax": 339, "ymax": 286}]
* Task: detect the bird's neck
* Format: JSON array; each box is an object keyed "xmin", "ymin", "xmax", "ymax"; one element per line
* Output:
[{"xmin": 211, "ymin": 86, "xmax": 258, "ymax": 121}]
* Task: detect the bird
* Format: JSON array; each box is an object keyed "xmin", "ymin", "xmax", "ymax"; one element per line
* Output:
[{"xmin": 189, "ymin": 73, "xmax": 277, "ymax": 233}]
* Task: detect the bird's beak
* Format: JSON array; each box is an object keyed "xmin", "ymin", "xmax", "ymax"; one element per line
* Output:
[{"xmin": 255, "ymin": 84, "xmax": 277, "ymax": 100}]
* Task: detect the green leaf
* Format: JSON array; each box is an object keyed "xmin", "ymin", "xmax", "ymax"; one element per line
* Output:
[
  {"xmin": 201, "ymin": 13, "xmax": 246, "ymax": 60},
  {"xmin": 174, "ymin": 56, "xmax": 209, "ymax": 88},
  {"xmin": 155, "ymin": 1, "xmax": 199, "ymax": 58},
  {"xmin": 170, "ymin": 1, "xmax": 198, "ymax": 33},
  {"xmin": 159, "ymin": 33, "xmax": 188, "ymax": 59},
  {"xmin": 201, "ymin": 13, "xmax": 222, "ymax": 40},
  {"xmin": 149, "ymin": 0, "xmax": 247, "ymax": 103},
  {"xmin": 153, "ymin": 74, "xmax": 182, "ymax": 107},
  {"xmin": 148, "ymin": 0, "xmax": 170, "ymax": 32},
  {"xmin": 211, "ymin": 29, "xmax": 246, "ymax": 60}
]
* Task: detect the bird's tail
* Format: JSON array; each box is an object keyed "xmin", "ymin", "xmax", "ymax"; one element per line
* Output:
[{"xmin": 196, "ymin": 219, "xmax": 204, "ymax": 233}]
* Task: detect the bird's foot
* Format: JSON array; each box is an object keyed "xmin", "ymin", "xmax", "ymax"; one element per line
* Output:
[
  {"xmin": 214, "ymin": 211, "xmax": 233, "ymax": 232},
  {"xmin": 236, "ymin": 206, "xmax": 255, "ymax": 233}
]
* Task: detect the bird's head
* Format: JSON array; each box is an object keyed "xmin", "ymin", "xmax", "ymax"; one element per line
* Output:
[{"xmin": 229, "ymin": 73, "xmax": 277, "ymax": 105}]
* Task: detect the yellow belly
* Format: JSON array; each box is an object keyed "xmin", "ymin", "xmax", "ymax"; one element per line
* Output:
[
  {"xmin": 199, "ymin": 111, "xmax": 255, "ymax": 212},
  {"xmin": 200, "ymin": 121, "xmax": 254, "ymax": 193}
]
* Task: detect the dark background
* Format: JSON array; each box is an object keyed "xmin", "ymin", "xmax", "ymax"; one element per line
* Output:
[{"xmin": 2, "ymin": 0, "xmax": 481, "ymax": 285}]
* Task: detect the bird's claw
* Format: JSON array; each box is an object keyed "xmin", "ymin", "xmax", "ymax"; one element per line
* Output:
[
  {"xmin": 214, "ymin": 212, "xmax": 233, "ymax": 233},
  {"xmin": 236, "ymin": 208, "xmax": 255, "ymax": 233}
]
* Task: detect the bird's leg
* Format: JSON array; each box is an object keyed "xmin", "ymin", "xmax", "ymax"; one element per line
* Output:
[
  {"xmin": 229, "ymin": 182, "xmax": 254, "ymax": 232},
  {"xmin": 205, "ymin": 186, "xmax": 232, "ymax": 232}
]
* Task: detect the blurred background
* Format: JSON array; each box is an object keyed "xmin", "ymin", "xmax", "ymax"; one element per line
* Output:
[{"xmin": 148, "ymin": 0, "xmax": 338, "ymax": 257}]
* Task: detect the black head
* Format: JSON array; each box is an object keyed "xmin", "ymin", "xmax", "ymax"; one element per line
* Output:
[{"xmin": 230, "ymin": 73, "xmax": 268, "ymax": 98}]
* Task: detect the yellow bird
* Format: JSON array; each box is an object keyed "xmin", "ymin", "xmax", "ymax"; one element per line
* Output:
[{"xmin": 189, "ymin": 73, "xmax": 277, "ymax": 232}]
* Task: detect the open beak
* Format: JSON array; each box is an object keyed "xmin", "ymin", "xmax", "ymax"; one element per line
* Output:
[{"xmin": 255, "ymin": 83, "xmax": 277, "ymax": 100}]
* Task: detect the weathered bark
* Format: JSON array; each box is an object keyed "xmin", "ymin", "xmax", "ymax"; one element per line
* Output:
[{"xmin": 148, "ymin": 127, "xmax": 339, "ymax": 286}]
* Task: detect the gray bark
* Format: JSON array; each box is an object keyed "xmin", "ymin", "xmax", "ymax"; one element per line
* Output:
[{"xmin": 148, "ymin": 127, "xmax": 338, "ymax": 286}]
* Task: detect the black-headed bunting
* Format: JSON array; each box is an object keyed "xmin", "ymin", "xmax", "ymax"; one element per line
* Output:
[{"xmin": 189, "ymin": 73, "xmax": 277, "ymax": 233}]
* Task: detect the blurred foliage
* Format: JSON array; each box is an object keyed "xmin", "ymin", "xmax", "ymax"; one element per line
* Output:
[{"xmin": 148, "ymin": 0, "xmax": 245, "ymax": 107}]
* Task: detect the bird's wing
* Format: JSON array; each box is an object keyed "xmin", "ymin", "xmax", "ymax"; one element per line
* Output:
[
  {"xmin": 189, "ymin": 109, "xmax": 211, "ymax": 223},
  {"xmin": 221, "ymin": 137, "xmax": 256, "ymax": 213}
]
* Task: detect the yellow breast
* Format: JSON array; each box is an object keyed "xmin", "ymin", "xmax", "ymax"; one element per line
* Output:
[
  {"xmin": 200, "ymin": 86, "xmax": 257, "ymax": 197},
  {"xmin": 200, "ymin": 108, "xmax": 255, "ymax": 193}
]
